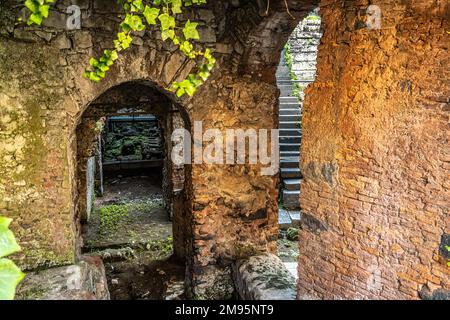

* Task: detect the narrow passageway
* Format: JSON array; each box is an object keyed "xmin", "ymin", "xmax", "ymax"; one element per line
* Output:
[
  {"xmin": 277, "ymin": 9, "xmax": 322, "ymax": 280},
  {"xmin": 81, "ymin": 115, "xmax": 185, "ymax": 300}
]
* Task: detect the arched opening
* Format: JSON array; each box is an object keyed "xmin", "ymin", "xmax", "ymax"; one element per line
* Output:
[
  {"xmin": 74, "ymin": 81, "xmax": 191, "ymax": 300},
  {"xmin": 276, "ymin": 8, "xmax": 323, "ymax": 280}
]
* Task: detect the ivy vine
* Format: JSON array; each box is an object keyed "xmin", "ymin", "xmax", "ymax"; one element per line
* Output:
[
  {"xmin": 22, "ymin": 0, "xmax": 216, "ymax": 98},
  {"xmin": 0, "ymin": 217, "xmax": 25, "ymax": 300}
]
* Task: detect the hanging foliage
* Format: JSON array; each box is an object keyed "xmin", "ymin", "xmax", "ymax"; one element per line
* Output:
[
  {"xmin": 22, "ymin": 0, "xmax": 216, "ymax": 98},
  {"xmin": 0, "ymin": 217, "xmax": 25, "ymax": 300}
]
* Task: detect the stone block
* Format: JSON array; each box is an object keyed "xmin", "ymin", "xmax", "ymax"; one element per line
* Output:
[
  {"xmin": 233, "ymin": 253, "xmax": 297, "ymax": 300},
  {"xmin": 16, "ymin": 256, "xmax": 110, "ymax": 300}
]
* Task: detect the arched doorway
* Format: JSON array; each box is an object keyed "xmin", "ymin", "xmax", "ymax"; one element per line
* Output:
[{"xmin": 74, "ymin": 81, "xmax": 191, "ymax": 299}]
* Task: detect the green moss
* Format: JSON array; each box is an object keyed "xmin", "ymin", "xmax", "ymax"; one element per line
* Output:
[
  {"xmin": 305, "ymin": 14, "xmax": 320, "ymax": 21},
  {"xmin": 99, "ymin": 204, "xmax": 130, "ymax": 235},
  {"xmin": 234, "ymin": 243, "xmax": 262, "ymax": 260},
  {"xmin": 17, "ymin": 284, "xmax": 47, "ymax": 300},
  {"xmin": 144, "ymin": 236, "xmax": 173, "ymax": 256},
  {"xmin": 253, "ymin": 269, "xmax": 296, "ymax": 290}
]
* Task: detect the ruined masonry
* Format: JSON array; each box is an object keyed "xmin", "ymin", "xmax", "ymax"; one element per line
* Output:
[{"xmin": 0, "ymin": 0, "xmax": 448, "ymax": 300}]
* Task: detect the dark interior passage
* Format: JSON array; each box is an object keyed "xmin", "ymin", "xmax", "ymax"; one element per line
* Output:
[{"xmin": 81, "ymin": 114, "xmax": 185, "ymax": 300}]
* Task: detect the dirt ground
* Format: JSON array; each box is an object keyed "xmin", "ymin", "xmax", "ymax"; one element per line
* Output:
[
  {"xmin": 82, "ymin": 170, "xmax": 185, "ymax": 300},
  {"xmin": 277, "ymin": 238, "xmax": 299, "ymax": 263},
  {"xmin": 81, "ymin": 170, "xmax": 298, "ymax": 299}
]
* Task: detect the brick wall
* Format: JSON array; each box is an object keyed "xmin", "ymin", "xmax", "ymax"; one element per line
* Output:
[
  {"xmin": 298, "ymin": 0, "xmax": 449, "ymax": 300},
  {"xmin": 0, "ymin": 0, "xmax": 447, "ymax": 300}
]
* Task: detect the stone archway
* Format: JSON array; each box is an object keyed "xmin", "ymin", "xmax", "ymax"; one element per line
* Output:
[
  {"xmin": 1, "ymin": 0, "xmax": 448, "ymax": 300},
  {"xmin": 71, "ymin": 80, "xmax": 191, "ymax": 263}
]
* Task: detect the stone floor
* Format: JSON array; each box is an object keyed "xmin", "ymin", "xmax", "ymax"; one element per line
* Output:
[
  {"xmin": 82, "ymin": 170, "xmax": 185, "ymax": 300},
  {"xmin": 82, "ymin": 172, "xmax": 171, "ymax": 250},
  {"xmin": 284, "ymin": 262, "xmax": 298, "ymax": 280}
]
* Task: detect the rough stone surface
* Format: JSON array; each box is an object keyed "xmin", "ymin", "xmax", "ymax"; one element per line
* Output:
[
  {"xmin": 1, "ymin": 1, "xmax": 316, "ymax": 299},
  {"xmin": 16, "ymin": 256, "xmax": 110, "ymax": 300},
  {"xmin": 0, "ymin": 0, "xmax": 448, "ymax": 300},
  {"xmin": 298, "ymin": 1, "xmax": 450, "ymax": 300},
  {"xmin": 233, "ymin": 253, "xmax": 297, "ymax": 300}
]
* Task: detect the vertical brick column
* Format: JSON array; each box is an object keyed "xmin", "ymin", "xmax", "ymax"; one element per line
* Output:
[{"xmin": 298, "ymin": 0, "xmax": 450, "ymax": 300}]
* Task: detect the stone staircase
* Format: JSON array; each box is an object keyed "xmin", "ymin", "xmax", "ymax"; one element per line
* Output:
[
  {"xmin": 276, "ymin": 11, "xmax": 322, "ymax": 228},
  {"xmin": 277, "ymin": 54, "xmax": 303, "ymax": 215}
]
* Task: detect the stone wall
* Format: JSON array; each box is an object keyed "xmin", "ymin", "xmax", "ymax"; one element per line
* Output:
[
  {"xmin": 287, "ymin": 9, "xmax": 322, "ymax": 84},
  {"xmin": 0, "ymin": 0, "xmax": 447, "ymax": 300},
  {"xmin": 298, "ymin": 0, "xmax": 450, "ymax": 300},
  {"xmin": 85, "ymin": 156, "xmax": 95, "ymax": 222},
  {"xmin": 0, "ymin": 0, "xmax": 317, "ymax": 299}
]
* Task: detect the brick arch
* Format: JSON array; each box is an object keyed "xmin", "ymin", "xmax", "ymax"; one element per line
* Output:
[
  {"xmin": 70, "ymin": 80, "xmax": 192, "ymax": 262},
  {"xmin": 230, "ymin": 0, "xmax": 319, "ymax": 80}
]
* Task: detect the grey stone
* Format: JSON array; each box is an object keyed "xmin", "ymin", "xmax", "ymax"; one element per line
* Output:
[
  {"xmin": 233, "ymin": 253, "xmax": 297, "ymax": 300},
  {"xmin": 198, "ymin": 26, "xmax": 216, "ymax": 43},
  {"xmin": 198, "ymin": 9, "xmax": 215, "ymax": 23},
  {"xmin": 16, "ymin": 256, "xmax": 110, "ymax": 300},
  {"xmin": 35, "ymin": 31, "xmax": 53, "ymax": 42},
  {"xmin": 13, "ymin": 29, "xmax": 38, "ymax": 42},
  {"xmin": 53, "ymin": 34, "xmax": 72, "ymax": 50},
  {"xmin": 74, "ymin": 31, "xmax": 92, "ymax": 49},
  {"xmin": 42, "ymin": 11, "xmax": 68, "ymax": 29}
]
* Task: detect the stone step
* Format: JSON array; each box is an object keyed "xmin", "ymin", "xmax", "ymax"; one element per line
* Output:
[
  {"xmin": 289, "ymin": 211, "xmax": 301, "ymax": 225},
  {"xmin": 279, "ymin": 109, "xmax": 301, "ymax": 116},
  {"xmin": 279, "ymin": 86, "xmax": 293, "ymax": 95},
  {"xmin": 279, "ymin": 128, "xmax": 301, "ymax": 136},
  {"xmin": 277, "ymin": 80, "xmax": 313, "ymax": 86},
  {"xmin": 283, "ymin": 178, "xmax": 301, "ymax": 190},
  {"xmin": 281, "ymin": 168, "xmax": 302, "ymax": 179},
  {"xmin": 280, "ymin": 136, "xmax": 301, "ymax": 144},
  {"xmin": 282, "ymin": 190, "xmax": 300, "ymax": 210},
  {"xmin": 279, "ymin": 115, "xmax": 301, "ymax": 123},
  {"xmin": 279, "ymin": 121, "xmax": 301, "ymax": 129},
  {"xmin": 278, "ymin": 208, "xmax": 292, "ymax": 229},
  {"xmin": 279, "ymin": 96, "xmax": 299, "ymax": 103},
  {"xmin": 293, "ymin": 31, "xmax": 323, "ymax": 39},
  {"xmin": 276, "ymin": 70, "xmax": 290, "ymax": 77},
  {"xmin": 276, "ymin": 76, "xmax": 292, "ymax": 81},
  {"xmin": 280, "ymin": 142, "xmax": 301, "ymax": 152},
  {"xmin": 280, "ymin": 150, "xmax": 300, "ymax": 158},
  {"xmin": 280, "ymin": 157, "xmax": 300, "ymax": 169},
  {"xmin": 279, "ymin": 103, "xmax": 300, "ymax": 110}
]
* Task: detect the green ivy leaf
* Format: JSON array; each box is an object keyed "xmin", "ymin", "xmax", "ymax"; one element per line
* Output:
[
  {"xmin": 183, "ymin": 20, "xmax": 200, "ymax": 40},
  {"xmin": 39, "ymin": 5, "xmax": 50, "ymax": 18},
  {"xmin": 0, "ymin": 217, "xmax": 21, "ymax": 259},
  {"xmin": 24, "ymin": 0, "xmax": 39, "ymax": 13},
  {"xmin": 27, "ymin": 13, "xmax": 43, "ymax": 25},
  {"xmin": 172, "ymin": 0, "xmax": 182, "ymax": 14},
  {"xmin": 158, "ymin": 13, "xmax": 175, "ymax": 31},
  {"xmin": 0, "ymin": 258, "xmax": 25, "ymax": 300},
  {"xmin": 143, "ymin": 6, "xmax": 160, "ymax": 25}
]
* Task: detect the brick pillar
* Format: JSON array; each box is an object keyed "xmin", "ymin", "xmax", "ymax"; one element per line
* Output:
[{"xmin": 298, "ymin": 0, "xmax": 450, "ymax": 300}]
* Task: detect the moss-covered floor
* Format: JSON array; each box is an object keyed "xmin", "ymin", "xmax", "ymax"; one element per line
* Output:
[{"xmin": 81, "ymin": 171, "xmax": 184, "ymax": 300}]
